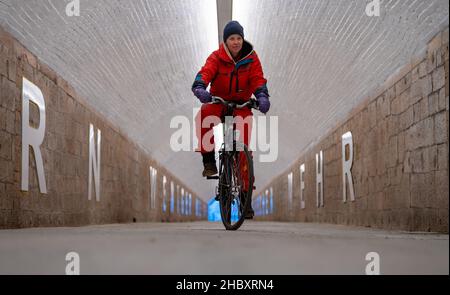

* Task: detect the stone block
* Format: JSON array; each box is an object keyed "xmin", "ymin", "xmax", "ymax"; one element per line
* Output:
[
  {"xmin": 384, "ymin": 174, "xmax": 410, "ymax": 209},
  {"xmin": 413, "ymin": 97, "xmax": 428, "ymax": 123},
  {"xmin": 56, "ymin": 76, "xmax": 77, "ymax": 101},
  {"xmin": 0, "ymin": 107, "xmax": 5, "ymax": 131},
  {"xmin": 387, "ymin": 165, "xmax": 403, "ymax": 186},
  {"xmin": 418, "ymin": 61, "xmax": 427, "ymax": 78},
  {"xmin": 437, "ymin": 143, "xmax": 448, "ymax": 171},
  {"xmin": 386, "ymin": 135, "xmax": 398, "ymax": 168},
  {"xmin": 399, "ymin": 106, "xmax": 414, "ymax": 130},
  {"xmin": 445, "ymin": 60, "xmax": 449, "ymax": 97},
  {"xmin": 376, "ymin": 94, "xmax": 390, "ymax": 121},
  {"xmin": 412, "ymin": 75, "xmax": 433, "ymax": 102},
  {"xmin": 437, "ymin": 209, "xmax": 449, "ymax": 233},
  {"xmin": 385, "ymin": 86, "xmax": 396, "ymax": 102},
  {"xmin": 443, "ymin": 42, "xmax": 449, "ymax": 64},
  {"xmin": 13, "ymin": 41, "xmax": 37, "ymax": 69},
  {"xmin": 436, "ymin": 47, "xmax": 444, "ymax": 67},
  {"xmin": 0, "ymin": 158, "xmax": 13, "ymax": 183},
  {"xmin": 428, "ymin": 49, "xmax": 439, "ymax": 75},
  {"xmin": 367, "ymin": 191, "xmax": 384, "ymax": 211},
  {"xmin": 434, "ymin": 111, "xmax": 448, "ymax": 144},
  {"xmin": 411, "ymin": 146, "xmax": 437, "ymax": 173},
  {"xmin": 435, "ymin": 170, "xmax": 449, "ymax": 209},
  {"xmin": 411, "ymin": 65, "xmax": 420, "ymax": 83},
  {"xmin": 368, "ymin": 100, "xmax": 377, "ymax": 129},
  {"xmin": 1, "ymin": 75, "xmax": 18, "ymax": 112},
  {"xmin": 37, "ymin": 61, "xmax": 57, "ymax": 84},
  {"xmin": 395, "ymin": 72, "xmax": 411, "ymax": 95},
  {"xmin": 403, "ymin": 151, "xmax": 412, "ymax": 174},
  {"xmin": 410, "ymin": 79, "xmax": 423, "ymax": 106},
  {"xmin": 0, "ymin": 51, "xmax": 7, "ymax": 77},
  {"xmin": 0, "ymin": 130, "xmax": 12, "ymax": 160},
  {"xmin": 438, "ymin": 88, "xmax": 447, "ymax": 111},
  {"xmin": 54, "ymin": 112, "xmax": 66, "ymax": 136},
  {"xmin": 5, "ymin": 109, "xmax": 14, "ymax": 135},
  {"xmin": 428, "ymin": 92, "xmax": 440, "ymax": 115},
  {"xmin": 391, "ymin": 88, "xmax": 411, "ymax": 115},
  {"xmin": 411, "ymin": 173, "xmax": 435, "ymax": 209},
  {"xmin": 387, "ymin": 115, "xmax": 399, "ymax": 137},
  {"xmin": 21, "ymin": 61, "xmax": 35, "ymax": 82},
  {"xmin": 409, "ymin": 208, "xmax": 433, "ymax": 232},
  {"xmin": 405, "ymin": 117, "xmax": 434, "ymax": 150},
  {"xmin": 7, "ymin": 59, "xmax": 16, "ymax": 83},
  {"xmin": 432, "ymin": 66, "xmax": 446, "ymax": 91}
]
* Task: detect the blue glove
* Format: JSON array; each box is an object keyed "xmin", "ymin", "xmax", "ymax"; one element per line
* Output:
[
  {"xmin": 256, "ymin": 93, "xmax": 270, "ymax": 114},
  {"xmin": 193, "ymin": 86, "xmax": 212, "ymax": 104}
]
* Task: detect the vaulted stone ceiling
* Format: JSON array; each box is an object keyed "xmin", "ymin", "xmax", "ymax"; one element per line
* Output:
[{"xmin": 0, "ymin": 0, "xmax": 448, "ymax": 201}]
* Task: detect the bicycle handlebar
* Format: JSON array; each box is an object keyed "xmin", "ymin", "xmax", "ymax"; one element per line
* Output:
[{"xmin": 210, "ymin": 96, "xmax": 259, "ymax": 111}]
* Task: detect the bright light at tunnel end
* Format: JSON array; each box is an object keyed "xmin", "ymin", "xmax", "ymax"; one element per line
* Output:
[{"xmin": 203, "ymin": 0, "xmax": 219, "ymax": 55}]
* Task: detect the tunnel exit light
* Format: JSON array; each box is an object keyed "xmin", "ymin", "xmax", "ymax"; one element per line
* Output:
[{"xmin": 202, "ymin": 0, "xmax": 219, "ymax": 54}]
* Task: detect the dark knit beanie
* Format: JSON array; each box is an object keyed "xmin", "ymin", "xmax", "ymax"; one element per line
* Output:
[{"xmin": 223, "ymin": 21, "xmax": 244, "ymax": 42}]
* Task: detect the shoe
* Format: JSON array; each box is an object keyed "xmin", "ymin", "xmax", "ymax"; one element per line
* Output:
[
  {"xmin": 245, "ymin": 206, "xmax": 254, "ymax": 219},
  {"xmin": 202, "ymin": 162, "xmax": 218, "ymax": 177},
  {"xmin": 239, "ymin": 191, "xmax": 254, "ymax": 219}
]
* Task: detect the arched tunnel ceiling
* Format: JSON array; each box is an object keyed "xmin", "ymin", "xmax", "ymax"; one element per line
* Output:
[{"xmin": 0, "ymin": 0, "xmax": 448, "ymax": 202}]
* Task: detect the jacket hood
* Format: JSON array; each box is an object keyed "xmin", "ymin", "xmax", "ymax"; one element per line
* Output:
[{"xmin": 218, "ymin": 40, "xmax": 254, "ymax": 64}]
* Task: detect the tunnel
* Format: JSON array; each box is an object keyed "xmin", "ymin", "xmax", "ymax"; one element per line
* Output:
[{"xmin": 0, "ymin": 0, "xmax": 449, "ymax": 276}]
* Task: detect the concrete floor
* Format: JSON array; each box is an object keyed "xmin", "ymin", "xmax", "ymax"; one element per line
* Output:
[{"xmin": 0, "ymin": 221, "xmax": 448, "ymax": 275}]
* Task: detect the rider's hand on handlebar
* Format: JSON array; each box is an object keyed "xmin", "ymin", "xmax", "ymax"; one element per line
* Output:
[
  {"xmin": 193, "ymin": 86, "xmax": 212, "ymax": 104},
  {"xmin": 256, "ymin": 93, "xmax": 270, "ymax": 114}
]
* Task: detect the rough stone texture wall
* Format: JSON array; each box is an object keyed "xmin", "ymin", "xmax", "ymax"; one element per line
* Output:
[
  {"xmin": 0, "ymin": 27, "xmax": 206, "ymax": 229},
  {"xmin": 255, "ymin": 27, "xmax": 449, "ymax": 233}
]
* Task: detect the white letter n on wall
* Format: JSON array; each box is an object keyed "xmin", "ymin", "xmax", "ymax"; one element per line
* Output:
[
  {"xmin": 88, "ymin": 124, "xmax": 101, "ymax": 201},
  {"xmin": 21, "ymin": 77, "xmax": 47, "ymax": 194}
]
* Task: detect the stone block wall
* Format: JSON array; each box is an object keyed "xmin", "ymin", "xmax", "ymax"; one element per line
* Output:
[
  {"xmin": 254, "ymin": 27, "xmax": 449, "ymax": 233},
  {"xmin": 0, "ymin": 26, "xmax": 206, "ymax": 229}
]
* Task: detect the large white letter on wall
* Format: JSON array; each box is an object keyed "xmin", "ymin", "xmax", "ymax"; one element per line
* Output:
[
  {"xmin": 162, "ymin": 175, "xmax": 167, "ymax": 212},
  {"xmin": 21, "ymin": 77, "xmax": 47, "ymax": 193},
  {"xmin": 299, "ymin": 164, "xmax": 305, "ymax": 209},
  {"xmin": 88, "ymin": 124, "xmax": 101, "ymax": 201},
  {"xmin": 287, "ymin": 172, "xmax": 293, "ymax": 209},
  {"xmin": 316, "ymin": 151, "xmax": 324, "ymax": 207},
  {"xmin": 149, "ymin": 166, "xmax": 157, "ymax": 209},
  {"xmin": 21, "ymin": 78, "xmax": 47, "ymax": 194},
  {"xmin": 170, "ymin": 181, "xmax": 175, "ymax": 213},
  {"xmin": 176, "ymin": 185, "xmax": 180, "ymax": 214},
  {"xmin": 181, "ymin": 187, "xmax": 185, "ymax": 215},
  {"xmin": 342, "ymin": 132, "xmax": 355, "ymax": 202}
]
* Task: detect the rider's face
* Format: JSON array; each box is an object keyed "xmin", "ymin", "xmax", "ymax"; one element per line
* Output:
[{"xmin": 225, "ymin": 34, "xmax": 243, "ymax": 58}]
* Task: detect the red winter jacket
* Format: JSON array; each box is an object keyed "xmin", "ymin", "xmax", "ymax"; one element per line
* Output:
[{"xmin": 192, "ymin": 40, "xmax": 269, "ymax": 102}]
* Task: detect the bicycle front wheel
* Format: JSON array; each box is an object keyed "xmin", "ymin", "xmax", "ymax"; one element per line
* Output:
[{"xmin": 218, "ymin": 144, "xmax": 254, "ymax": 231}]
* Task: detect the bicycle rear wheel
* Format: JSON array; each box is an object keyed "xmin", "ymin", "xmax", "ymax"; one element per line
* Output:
[{"xmin": 218, "ymin": 144, "xmax": 254, "ymax": 230}]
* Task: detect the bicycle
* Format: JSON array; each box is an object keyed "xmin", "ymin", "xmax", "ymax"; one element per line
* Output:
[{"xmin": 206, "ymin": 96, "xmax": 259, "ymax": 230}]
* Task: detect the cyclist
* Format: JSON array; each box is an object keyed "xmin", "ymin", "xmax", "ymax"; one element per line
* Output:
[{"xmin": 192, "ymin": 20, "xmax": 270, "ymax": 218}]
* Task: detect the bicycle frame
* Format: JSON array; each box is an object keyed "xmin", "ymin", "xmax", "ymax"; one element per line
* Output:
[{"xmin": 208, "ymin": 96, "xmax": 257, "ymax": 230}]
